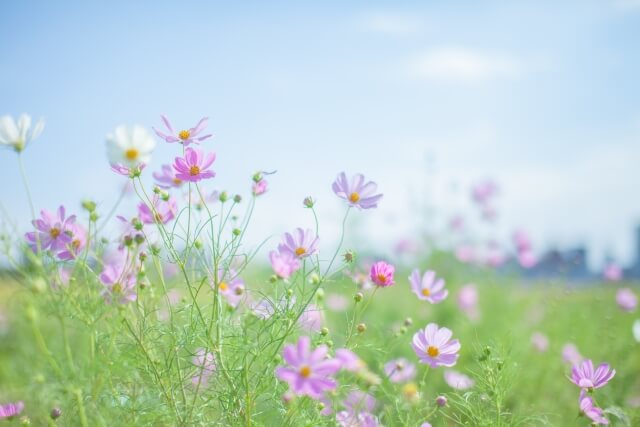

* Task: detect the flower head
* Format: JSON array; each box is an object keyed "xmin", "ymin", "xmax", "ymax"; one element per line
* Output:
[
  {"xmin": 0, "ymin": 114, "xmax": 44, "ymax": 152},
  {"xmin": 579, "ymin": 390, "xmax": 609, "ymax": 425},
  {"xmin": 25, "ymin": 206, "xmax": 76, "ymax": 252},
  {"xmin": 278, "ymin": 228, "xmax": 319, "ymax": 259},
  {"xmin": 173, "ymin": 148, "xmax": 216, "ymax": 182},
  {"xmin": 56, "ymin": 223, "xmax": 87, "ymax": 261},
  {"xmin": 99, "ymin": 253, "xmax": 137, "ymax": 304},
  {"xmin": 269, "ymin": 250, "xmax": 301, "ymax": 279},
  {"xmin": 153, "ymin": 164, "xmax": 183, "ymax": 188},
  {"xmin": 562, "ymin": 343, "xmax": 583, "ymax": 365},
  {"xmin": 138, "ymin": 196, "xmax": 177, "ymax": 225},
  {"xmin": 384, "ymin": 358, "xmax": 416, "ymax": 383},
  {"xmin": 471, "ymin": 179, "xmax": 498, "ymax": 205},
  {"xmin": 444, "ymin": 369, "xmax": 475, "ymax": 390},
  {"xmin": 370, "ymin": 261, "xmax": 395, "ymax": 287},
  {"xmin": 106, "ymin": 125, "xmax": 156, "ymax": 167},
  {"xmin": 616, "ymin": 288, "xmax": 637, "ymax": 312},
  {"xmin": 111, "ymin": 162, "xmax": 146, "ymax": 177},
  {"xmin": 212, "ymin": 269, "xmax": 246, "ymax": 308},
  {"xmin": 409, "ymin": 269, "xmax": 448, "ymax": 303},
  {"xmin": 275, "ymin": 336, "xmax": 341, "ymax": 399},
  {"xmin": 412, "ymin": 323, "xmax": 460, "ymax": 368},
  {"xmin": 299, "ymin": 304, "xmax": 324, "ymax": 332},
  {"xmin": 570, "ymin": 359, "xmax": 615, "ymax": 390},
  {"xmin": 0, "ymin": 401, "xmax": 24, "ymax": 419},
  {"xmin": 252, "ymin": 178, "xmax": 268, "ymax": 196},
  {"xmin": 530, "ymin": 332, "xmax": 549, "ymax": 352},
  {"xmin": 332, "ymin": 172, "xmax": 382, "ymax": 209},
  {"xmin": 153, "ymin": 115, "xmax": 212, "ymax": 146},
  {"xmin": 457, "ymin": 283, "xmax": 480, "ymax": 321},
  {"xmin": 335, "ymin": 348, "xmax": 366, "ymax": 372}
]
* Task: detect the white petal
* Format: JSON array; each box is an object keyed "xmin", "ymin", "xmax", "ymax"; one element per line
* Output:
[
  {"xmin": 17, "ymin": 114, "xmax": 32, "ymax": 142},
  {"xmin": 0, "ymin": 115, "xmax": 19, "ymax": 143},
  {"xmin": 30, "ymin": 118, "xmax": 45, "ymax": 141}
]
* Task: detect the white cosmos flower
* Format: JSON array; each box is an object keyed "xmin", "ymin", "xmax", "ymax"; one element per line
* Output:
[
  {"xmin": 106, "ymin": 125, "xmax": 156, "ymax": 167},
  {"xmin": 0, "ymin": 114, "xmax": 45, "ymax": 152}
]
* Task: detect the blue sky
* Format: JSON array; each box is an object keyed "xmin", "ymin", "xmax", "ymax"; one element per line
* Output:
[{"xmin": 1, "ymin": 1, "xmax": 640, "ymax": 267}]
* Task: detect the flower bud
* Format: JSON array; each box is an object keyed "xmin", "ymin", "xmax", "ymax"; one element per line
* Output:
[
  {"xmin": 139, "ymin": 252, "xmax": 147, "ymax": 262},
  {"xmin": 269, "ymin": 275, "xmax": 278, "ymax": 283},
  {"xmin": 343, "ymin": 250, "xmax": 355, "ymax": 263},
  {"xmin": 132, "ymin": 218, "xmax": 143, "ymax": 231},
  {"xmin": 310, "ymin": 273, "xmax": 322, "ymax": 285},
  {"xmin": 252, "ymin": 172, "xmax": 263, "ymax": 183},
  {"xmin": 314, "ymin": 287, "xmax": 324, "ymax": 299},
  {"xmin": 233, "ymin": 194, "xmax": 242, "ymax": 203},
  {"xmin": 20, "ymin": 416, "xmax": 31, "ymax": 426},
  {"xmin": 357, "ymin": 323, "xmax": 367, "ymax": 333},
  {"xmin": 194, "ymin": 239, "xmax": 203, "ymax": 250},
  {"xmin": 303, "ymin": 197, "xmax": 315, "ymax": 208},
  {"xmin": 89, "ymin": 212, "xmax": 99, "ymax": 222},
  {"xmin": 232, "ymin": 228, "xmax": 241, "ymax": 237},
  {"xmin": 219, "ymin": 191, "xmax": 229, "ymax": 203},
  {"xmin": 320, "ymin": 327, "xmax": 329, "ymax": 336},
  {"xmin": 153, "ymin": 186, "xmax": 161, "ymax": 194},
  {"xmin": 50, "ymin": 408, "xmax": 62, "ymax": 419},
  {"xmin": 81, "ymin": 200, "xmax": 96, "ymax": 212},
  {"xmin": 134, "ymin": 234, "xmax": 145, "ymax": 245},
  {"xmin": 354, "ymin": 292, "xmax": 363, "ymax": 303},
  {"xmin": 435, "ymin": 395, "xmax": 447, "ymax": 407},
  {"xmin": 399, "ymin": 326, "xmax": 407, "ymax": 334}
]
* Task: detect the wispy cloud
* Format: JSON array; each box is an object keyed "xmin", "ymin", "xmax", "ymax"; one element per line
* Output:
[
  {"xmin": 358, "ymin": 11, "xmax": 424, "ymax": 36},
  {"xmin": 408, "ymin": 47, "xmax": 522, "ymax": 83}
]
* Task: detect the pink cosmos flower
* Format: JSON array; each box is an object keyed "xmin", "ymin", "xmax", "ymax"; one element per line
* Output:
[
  {"xmin": 384, "ymin": 358, "xmax": 416, "ymax": 383},
  {"xmin": 512, "ymin": 229, "xmax": 532, "ymax": 252},
  {"xmin": 455, "ymin": 244, "xmax": 476, "ymax": 263},
  {"xmin": 138, "ymin": 196, "xmax": 177, "ymax": 224},
  {"xmin": 252, "ymin": 179, "xmax": 268, "ymax": 196},
  {"xmin": 173, "ymin": 148, "xmax": 216, "ymax": 182},
  {"xmin": 336, "ymin": 411, "xmax": 380, "ymax": 427},
  {"xmin": 299, "ymin": 304, "xmax": 324, "ymax": 332},
  {"xmin": 153, "ymin": 115, "xmax": 212, "ymax": 146},
  {"xmin": 603, "ymin": 263, "xmax": 622, "ymax": 282},
  {"xmin": 212, "ymin": 270, "xmax": 245, "ymax": 308},
  {"xmin": 409, "ymin": 269, "xmax": 448, "ymax": 303},
  {"xmin": 336, "ymin": 391, "xmax": 379, "ymax": 427},
  {"xmin": 332, "ymin": 172, "xmax": 383, "ymax": 209},
  {"xmin": 275, "ymin": 336, "xmax": 341, "ymax": 399},
  {"xmin": 457, "ymin": 284, "xmax": 480, "ymax": 321},
  {"xmin": 153, "ymin": 164, "xmax": 183, "ymax": 189},
  {"xmin": 570, "ymin": 359, "xmax": 615, "ymax": 390},
  {"xmin": 562, "ymin": 343, "xmax": 583, "ymax": 365},
  {"xmin": 444, "ymin": 369, "xmax": 475, "ymax": 390},
  {"xmin": 348, "ymin": 270, "xmax": 373, "ymax": 290},
  {"xmin": 518, "ymin": 250, "xmax": 537, "ymax": 269},
  {"xmin": 191, "ymin": 348, "xmax": 216, "ymax": 387},
  {"xmin": 412, "ymin": 323, "xmax": 460, "ymax": 368},
  {"xmin": 57, "ymin": 223, "xmax": 87, "ymax": 261},
  {"xmin": 25, "ymin": 206, "xmax": 75, "ymax": 252},
  {"xmin": 250, "ymin": 298, "xmax": 278, "ymax": 320},
  {"xmin": 326, "ymin": 294, "xmax": 349, "ymax": 311},
  {"xmin": 0, "ymin": 401, "xmax": 24, "ymax": 419},
  {"xmin": 579, "ymin": 390, "xmax": 609, "ymax": 425},
  {"xmin": 471, "ymin": 179, "xmax": 498, "ymax": 205},
  {"xmin": 111, "ymin": 162, "xmax": 146, "ymax": 177},
  {"xmin": 278, "ymin": 228, "xmax": 319, "ymax": 259},
  {"xmin": 99, "ymin": 253, "xmax": 137, "ymax": 304},
  {"xmin": 531, "ymin": 332, "xmax": 549, "ymax": 352},
  {"xmin": 269, "ymin": 250, "xmax": 301, "ymax": 279},
  {"xmin": 616, "ymin": 288, "xmax": 637, "ymax": 312},
  {"xmin": 335, "ymin": 348, "xmax": 366, "ymax": 372},
  {"xmin": 370, "ymin": 261, "xmax": 395, "ymax": 287}
]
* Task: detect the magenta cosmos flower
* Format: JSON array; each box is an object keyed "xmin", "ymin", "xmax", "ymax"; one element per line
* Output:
[
  {"xmin": 192, "ymin": 348, "xmax": 216, "ymax": 387},
  {"xmin": 153, "ymin": 115, "xmax": 212, "ymax": 146},
  {"xmin": 444, "ymin": 369, "xmax": 475, "ymax": 390},
  {"xmin": 412, "ymin": 323, "xmax": 461, "ymax": 368},
  {"xmin": 616, "ymin": 288, "xmax": 637, "ymax": 312},
  {"xmin": 457, "ymin": 283, "xmax": 480, "ymax": 321},
  {"xmin": 173, "ymin": 147, "xmax": 216, "ymax": 183},
  {"xmin": 335, "ymin": 348, "xmax": 366, "ymax": 372},
  {"xmin": 370, "ymin": 261, "xmax": 395, "ymax": 287},
  {"xmin": 332, "ymin": 172, "xmax": 383, "ymax": 209},
  {"xmin": 471, "ymin": 179, "xmax": 498, "ymax": 205},
  {"xmin": 56, "ymin": 223, "xmax": 87, "ymax": 261},
  {"xmin": 269, "ymin": 250, "xmax": 301, "ymax": 279},
  {"xmin": 0, "ymin": 401, "xmax": 24, "ymax": 419},
  {"xmin": 138, "ymin": 196, "xmax": 177, "ymax": 224},
  {"xmin": 275, "ymin": 336, "xmax": 341, "ymax": 399},
  {"xmin": 278, "ymin": 228, "xmax": 319, "ymax": 259},
  {"xmin": 153, "ymin": 164, "xmax": 183, "ymax": 189},
  {"xmin": 562, "ymin": 343, "xmax": 583, "ymax": 365},
  {"xmin": 25, "ymin": 206, "xmax": 76, "ymax": 252},
  {"xmin": 570, "ymin": 359, "xmax": 615, "ymax": 390},
  {"xmin": 409, "ymin": 269, "xmax": 448, "ymax": 303},
  {"xmin": 579, "ymin": 391, "xmax": 609, "ymax": 425},
  {"xmin": 99, "ymin": 253, "xmax": 137, "ymax": 304},
  {"xmin": 384, "ymin": 358, "xmax": 416, "ymax": 383},
  {"xmin": 212, "ymin": 269, "xmax": 245, "ymax": 308},
  {"xmin": 252, "ymin": 178, "xmax": 268, "ymax": 196}
]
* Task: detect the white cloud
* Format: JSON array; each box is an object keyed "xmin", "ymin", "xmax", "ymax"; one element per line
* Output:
[
  {"xmin": 409, "ymin": 47, "xmax": 521, "ymax": 82},
  {"xmin": 358, "ymin": 12, "xmax": 424, "ymax": 36}
]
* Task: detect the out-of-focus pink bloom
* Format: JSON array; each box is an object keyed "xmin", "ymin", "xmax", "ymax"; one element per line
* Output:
[
  {"xmin": 562, "ymin": 343, "xmax": 583, "ymax": 365},
  {"xmin": 191, "ymin": 348, "xmax": 216, "ymax": 387},
  {"xmin": 370, "ymin": 261, "xmax": 395, "ymax": 287},
  {"xmin": 212, "ymin": 270, "xmax": 245, "ymax": 308},
  {"xmin": 628, "ymin": 395, "xmax": 640, "ymax": 408},
  {"xmin": 412, "ymin": 323, "xmax": 460, "ymax": 368},
  {"xmin": 457, "ymin": 284, "xmax": 480, "ymax": 321},
  {"xmin": 25, "ymin": 206, "xmax": 75, "ymax": 252},
  {"xmin": 252, "ymin": 179, "xmax": 268, "ymax": 196},
  {"xmin": 348, "ymin": 270, "xmax": 373, "ymax": 290},
  {"xmin": 518, "ymin": 250, "xmax": 537, "ymax": 269},
  {"xmin": 138, "ymin": 196, "xmax": 177, "ymax": 225},
  {"xmin": 299, "ymin": 303, "xmax": 324, "ymax": 332},
  {"xmin": 384, "ymin": 358, "xmax": 416, "ymax": 383},
  {"xmin": 153, "ymin": 115, "xmax": 212, "ymax": 146},
  {"xmin": 336, "ymin": 391, "xmax": 379, "ymax": 427},
  {"xmin": 603, "ymin": 264, "xmax": 622, "ymax": 282},
  {"xmin": 420, "ymin": 423, "xmax": 432, "ymax": 427},
  {"xmin": 57, "ymin": 223, "xmax": 87, "ymax": 261},
  {"xmin": 275, "ymin": 336, "xmax": 341, "ymax": 399},
  {"xmin": 0, "ymin": 401, "xmax": 24, "ymax": 419},
  {"xmin": 616, "ymin": 288, "xmax": 637, "ymax": 312},
  {"xmin": 343, "ymin": 390, "xmax": 376, "ymax": 414},
  {"xmin": 269, "ymin": 250, "xmax": 301, "ymax": 279},
  {"xmin": 394, "ymin": 238, "xmax": 419, "ymax": 255},
  {"xmin": 332, "ymin": 172, "xmax": 383, "ymax": 209},
  {"xmin": 99, "ymin": 253, "xmax": 137, "ymax": 304},
  {"xmin": 449, "ymin": 215, "xmax": 464, "ymax": 231},
  {"xmin": 409, "ymin": 269, "xmax": 448, "ymax": 304},
  {"xmin": 444, "ymin": 369, "xmax": 475, "ymax": 390},
  {"xmin": 111, "ymin": 162, "xmax": 146, "ymax": 177},
  {"xmin": 579, "ymin": 390, "xmax": 609, "ymax": 425},
  {"xmin": 278, "ymin": 228, "xmax": 319, "ymax": 259},
  {"xmin": 326, "ymin": 294, "xmax": 349, "ymax": 311},
  {"xmin": 336, "ymin": 411, "xmax": 380, "ymax": 427},
  {"xmin": 173, "ymin": 148, "xmax": 216, "ymax": 182},
  {"xmin": 153, "ymin": 164, "xmax": 183, "ymax": 189},
  {"xmin": 335, "ymin": 348, "xmax": 365, "ymax": 372},
  {"xmin": 531, "ymin": 332, "xmax": 549, "ymax": 352},
  {"xmin": 471, "ymin": 179, "xmax": 498, "ymax": 205},
  {"xmin": 52, "ymin": 267, "xmax": 72, "ymax": 290},
  {"xmin": 455, "ymin": 244, "xmax": 475, "ymax": 263},
  {"xmin": 250, "ymin": 298, "xmax": 277, "ymax": 320},
  {"xmin": 485, "ymin": 248, "xmax": 505, "ymax": 268},
  {"xmin": 570, "ymin": 359, "xmax": 615, "ymax": 390},
  {"xmin": 512, "ymin": 229, "xmax": 532, "ymax": 252}
]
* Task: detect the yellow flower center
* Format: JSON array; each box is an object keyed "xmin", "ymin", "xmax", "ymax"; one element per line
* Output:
[
  {"xmin": 427, "ymin": 346, "xmax": 440, "ymax": 357},
  {"xmin": 179, "ymin": 130, "xmax": 191, "ymax": 140},
  {"xmin": 172, "ymin": 177, "xmax": 182, "ymax": 185},
  {"xmin": 154, "ymin": 212, "xmax": 163, "ymax": 223},
  {"xmin": 112, "ymin": 283, "xmax": 122, "ymax": 293},
  {"xmin": 189, "ymin": 165, "xmax": 201, "ymax": 176},
  {"xmin": 349, "ymin": 192, "xmax": 360, "ymax": 203},
  {"xmin": 234, "ymin": 286, "xmax": 244, "ymax": 296},
  {"xmin": 402, "ymin": 382, "xmax": 418, "ymax": 399},
  {"xmin": 50, "ymin": 228, "xmax": 61, "ymax": 238},
  {"xmin": 421, "ymin": 288, "xmax": 431, "ymax": 296},
  {"xmin": 125, "ymin": 148, "xmax": 139, "ymax": 160},
  {"xmin": 377, "ymin": 273, "xmax": 387, "ymax": 284},
  {"xmin": 219, "ymin": 282, "xmax": 228, "ymax": 292},
  {"xmin": 299, "ymin": 365, "xmax": 311, "ymax": 378},
  {"xmin": 295, "ymin": 247, "xmax": 306, "ymax": 257},
  {"xmin": 72, "ymin": 239, "xmax": 81, "ymax": 249}
]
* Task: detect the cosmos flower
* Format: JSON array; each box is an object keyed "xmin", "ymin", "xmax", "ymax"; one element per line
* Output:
[
  {"xmin": 0, "ymin": 114, "xmax": 44, "ymax": 152},
  {"xmin": 471, "ymin": 179, "xmax": 498, "ymax": 205},
  {"xmin": 106, "ymin": 125, "xmax": 156, "ymax": 168},
  {"xmin": 457, "ymin": 284, "xmax": 480, "ymax": 321},
  {"xmin": 138, "ymin": 196, "xmax": 178, "ymax": 225},
  {"xmin": 444, "ymin": 369, "xmax": 475, "ymax": 390},
  {"xmin": 173, "ymin": 148, "xmax": 216, "ymax": 182},
  {"xmin": 570, "ymin": 359, "xmax": 615, "ymax": 390},
  {"xmin": 110, "ymin": 162, "xmax": 146, "ymax": 177},
  {"xmin": 56, "ymin": 223, "xmax": 87, "ymax": 261},
  {"xmin": 370, "ymin": 261, "xmax": 395, "ymax": 287},
  {"xmin": 336, "ymin": 411, "xmax": 380, "ymax": 427},
  {"xmin": 212, "ymin": 269, "xmax": 245, "ymax": 308},
  {"xmin": 99, "ymin": 253, "xmax": 138, "ymax": 304},
  {"xmin": 269, "ymin": 250, "xmax": 301, "ymax": 279},
  {"xmin": 191, "ymin": 348, "xmax": 216, "ymax": 387},
  {"xmin": 384, "ymin": 358, "xmax": 416, "ymax": 383},
  {"xmin": 336, "ymin": 391, "xmax": 379, "ymax": 427},
  {"xmin": 0, "ymin": 401, "xmax": 24, "ymax": 419},
  {"xmin": 561, "ymin": 343, "xmax": 583, "ymax": 365},
  {"xmin": 332, "ymin": 172, "xmax": 383, "ymax": 209},
  {"xmin": 455, "ymin": 244, "xmax": 476, "ymax": 263},
  {"xmin": 252, "ymin": 178, "xmax": 268, "ymax": 196},
  {"xmin": 512, "ymin": 229, "xmax": 532, "ymax": 252},
  {"xmin": 153, "ymin": 115, "xmax": 212, "ymax": 146},
  {"xmin": 325, "ymin": 294, "xmax": 349, "ymax": 311},
  {"xmin": 603, "ymin": 263, "xmax": 622, "ymax": 282},
  {"xmin": 530, "ymin": 332, "xmax": 549, "ymax": 352},
  {"xmin": 275, "ymin": 336, "xmax": 341, "ymax": 399},
  {"xmin": 250, "ymin": 298, "xmax": 278, "ymax": 320},
  {"xmin": 153, "ymin": 164, "xmax": 183, "ymax": 189},
  {"xmin": 335, "ymin": 348, "xmax": 366, "ymax": 372},
  {"xmin": 518, "ymin": 250, "xmax": 537, "ymax": 269},
  {"xmin": 409, "ymin": 269, "xmax": 448, "ymax": 303},
  {"xmin": 299, "ymin": 304, "xmax": 324, "ymax": 332},
  {"xmin": 616, "ymin": 288, "xmax": 637, "ymax": 312},
  {"xmin": 412, "ymin": 323, "xmax": 460, "ymax": 368},
  {"xmin": 579, "ymin": 390, "xmax": 609, "ymax": 425},
  {"xmin": 25, "ymin": 206, "xmax": 76, "ymax": 252},
  {"xmin": 278, "ymin": 228, "xmax": 319, "ymax": 259}
]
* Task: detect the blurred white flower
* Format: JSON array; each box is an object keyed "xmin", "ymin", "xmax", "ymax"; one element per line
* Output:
[
  {"xmin": 633, "ymin": 319, "xmax": 640, "ymax": 343},
  {"xmin": 106, "ymin": 125, "xmax": 156, "ymax": 167},
  {"xmin": 0, "ymin": 114, "xmax": 44, "ymax": 152}
]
